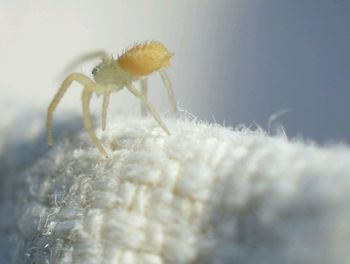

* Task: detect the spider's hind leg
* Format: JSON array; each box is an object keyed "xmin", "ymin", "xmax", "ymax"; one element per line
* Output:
[
  {"xmin": 126, "ymin": 83, "xmax": 170, "ymax": 135},
  {"xmin": 140, "ymin": 78, "xmax": 148, "ymax": 116},
  {"xmin": 159, "ymin": 69, "xmax": 177, "ymax": 112}
]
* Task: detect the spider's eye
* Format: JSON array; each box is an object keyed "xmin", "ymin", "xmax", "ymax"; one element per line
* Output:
[{"xmin": 92, "ymin": 66, "xmax": 99, "ymax": 75}]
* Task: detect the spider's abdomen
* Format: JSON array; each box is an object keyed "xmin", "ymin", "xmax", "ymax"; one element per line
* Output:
[{"xmin": 117, "ymin": 42, "xmax": 173, "ymax": 76}]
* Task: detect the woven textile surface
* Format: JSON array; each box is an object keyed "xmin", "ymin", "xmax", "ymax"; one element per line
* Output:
[{"xmin": 1, "ymin": 116, "xmax": 350, "ymax": 263}]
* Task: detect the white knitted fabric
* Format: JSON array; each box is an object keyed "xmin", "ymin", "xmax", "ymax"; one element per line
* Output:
[{"xmin": 2, "ymin": 115, "xmax": 350, "ymax": 264}]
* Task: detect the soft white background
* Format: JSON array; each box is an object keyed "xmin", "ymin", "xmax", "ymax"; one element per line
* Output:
[{"xmin": 0, "ymin": 0, "xmax": 349, "ymax": 143}]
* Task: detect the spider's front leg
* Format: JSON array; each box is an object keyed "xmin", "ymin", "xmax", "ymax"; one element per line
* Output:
[
  {"xmin": 102, "ymin": 91, "xmax": 111, "ymax": 131},
  {"xmin": 47, "ymin": 73, "xmax": 109, "ymax": 158},
  {"xmin": 61, "ymin": 50, "xmax": 110, "ymax": 77},
  {"xmin": 82, "ymin": 88, "xmax": 109, "ymax": 157},
  {"xmin": 47, "ymin": 73, "xmax": 95, "ymax": 146}
]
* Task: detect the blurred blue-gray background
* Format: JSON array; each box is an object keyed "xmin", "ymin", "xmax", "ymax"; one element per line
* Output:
[
  {"xmin": 0, "ymin": 2, "xmax": 350, "ymax": 261},
  {"xmin": 0, "ymin": 0, "xmax": 349, "ymax": 143}
]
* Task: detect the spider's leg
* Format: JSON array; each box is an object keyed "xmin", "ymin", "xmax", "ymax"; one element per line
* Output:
[
  {"xmin": 140, "ymin": 78, "xmax": 148, "ymax": 116},
  {"xmin": 82, "ymin": 88, "xmax": 109, "ymax": 157},
  {"xmin": 126, "ymin": 83, "xmax": 170, "ymax": 135},
  {"xmin": 61, "ymin": 50, "xmax": 110, "ymax": 77},
  {"xmin": 47, "ymin": 73, "xmax": 94, "ymax": 146},
  {"xmin": 102, "ymin": 91, "xmax": 111, "ymax": 131},
  {"xmin": 159, "ymin": 69, "xmax": 177, "ymax": 112}
]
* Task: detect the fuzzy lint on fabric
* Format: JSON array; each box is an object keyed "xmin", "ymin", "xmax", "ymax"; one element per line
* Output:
[{"xmin": 1, "ymin": 116, "xmax": 350, "ymax": 264}]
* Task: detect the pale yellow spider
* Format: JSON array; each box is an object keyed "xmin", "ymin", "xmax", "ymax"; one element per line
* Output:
[{"xmin": 47, "ymin": 41, "xmax": 177, "ymax": 158}]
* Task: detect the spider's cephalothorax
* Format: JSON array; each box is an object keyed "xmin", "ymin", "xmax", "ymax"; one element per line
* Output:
[
  {"xmin": 47, "ymin": 41, "xmax": 177, "ymax": 158},
  {"xmin": 91, "ymin": 57, "xmax": 135, "ymax": 91}
]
